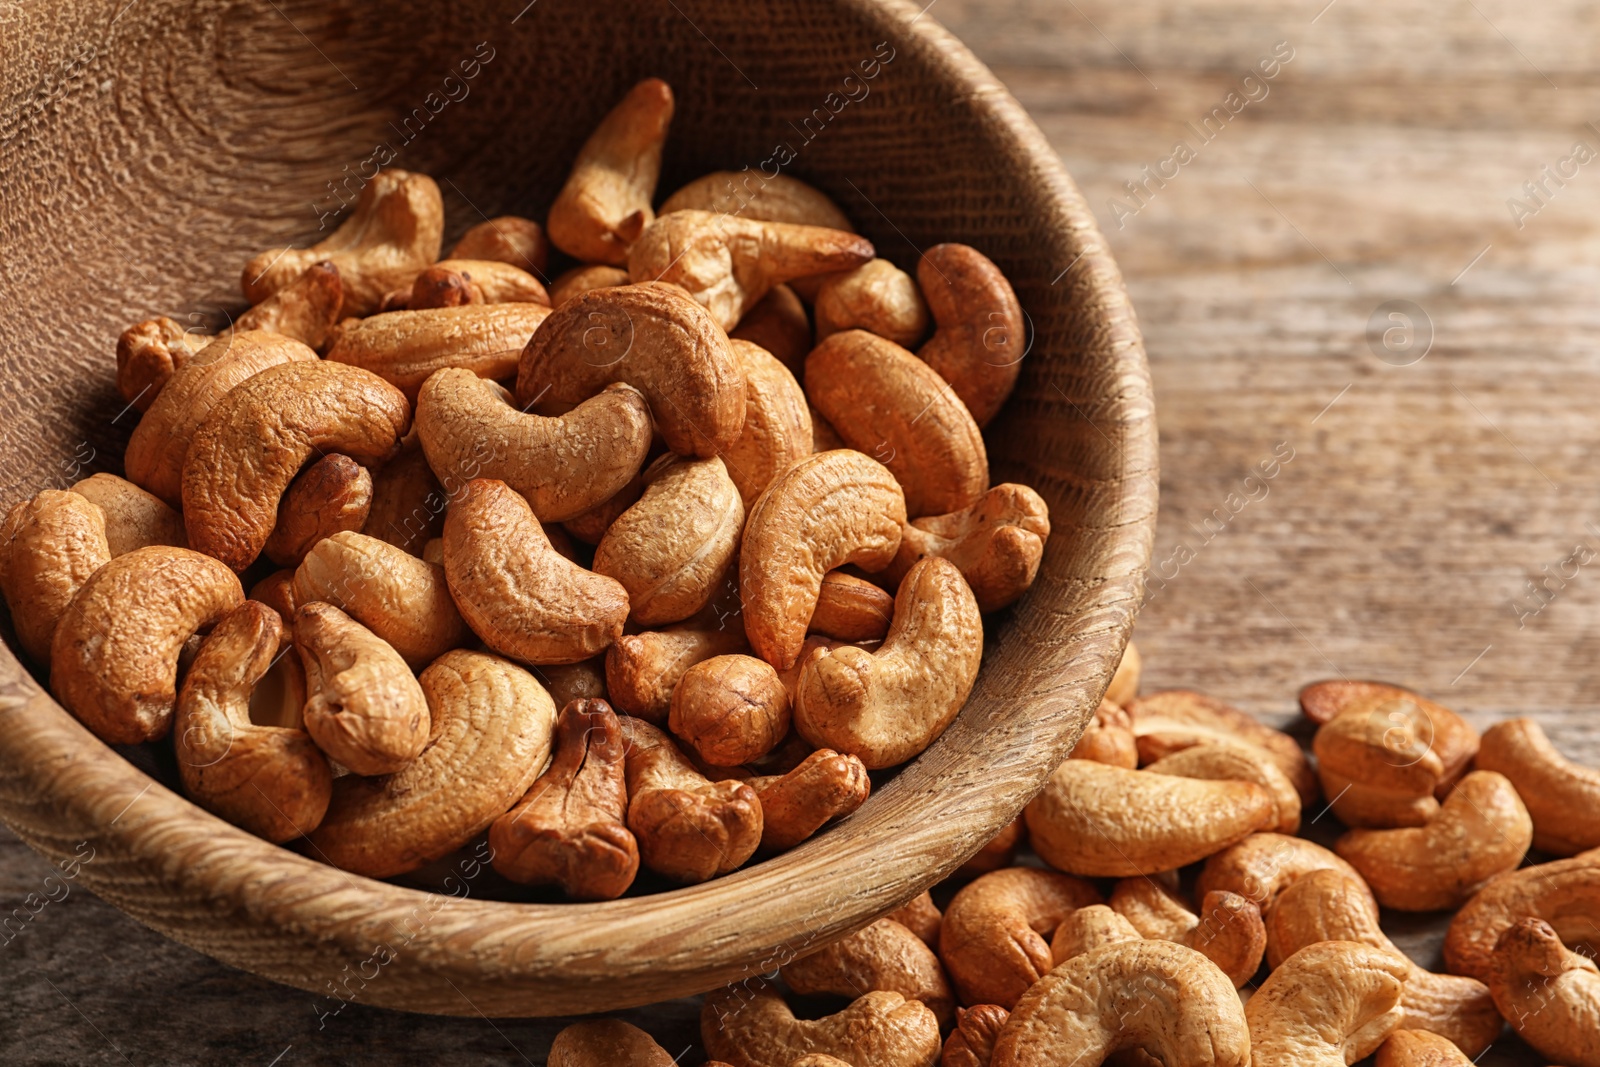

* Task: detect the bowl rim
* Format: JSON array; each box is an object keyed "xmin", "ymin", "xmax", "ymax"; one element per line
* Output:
[{"xmin": 0, "ymin": 0, "xmax": 1157, "ymax": 1016}]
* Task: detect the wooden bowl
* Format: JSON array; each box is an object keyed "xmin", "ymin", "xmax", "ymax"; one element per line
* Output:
[{"xmin": 0, "ymin": 0, "xmax": 1155, "ymax": 1015}]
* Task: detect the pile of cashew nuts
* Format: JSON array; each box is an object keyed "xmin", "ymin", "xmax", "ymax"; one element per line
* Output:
[{"xmin": 0, "ymin": 78, "xmax": 1050, "ymax": 898}]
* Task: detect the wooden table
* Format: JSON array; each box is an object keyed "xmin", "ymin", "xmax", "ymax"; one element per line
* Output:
[{"xmin": 1, "ymin": 0, "xmax": 1592, "ymax": 1062}]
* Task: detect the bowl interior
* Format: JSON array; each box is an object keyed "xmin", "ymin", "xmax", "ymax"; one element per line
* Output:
[{"xmin": 0, "ymin": 0, "xmax": 1156, "ymax": 1015}]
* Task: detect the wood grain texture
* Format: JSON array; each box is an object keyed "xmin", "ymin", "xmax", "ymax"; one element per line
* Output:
[{"xmin": 0, "ymin": 0, "xmax": 1152, "ymax": 1022}]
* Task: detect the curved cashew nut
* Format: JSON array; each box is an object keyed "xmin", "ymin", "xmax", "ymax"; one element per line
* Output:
[
  {"xmin": 70, "ymin": 474, "xmax": 186, "ymax": 556},
  {"xmin": 325, "ymin": 302, "xmax": 552, "ymax": 401},
  {"xmin": 0, "ymin": 490, "xmax": 110, "ymax": 664},
  {"xmin": 783, "ymin": 917, "xmax": 955, "ymax": 1028},
  {"xmin": 489, "ymin": 698, "xmax": 638, "ymax": 901},
  {"xmin": 806, "ymin": 329, "xmax": 989, "ymax": 518},
  {"xmin": 116, "ymin": 316, "xmax": 209, "ymax": 412},
  {"xmin": 889, "ymin": 891, "xmax": 943, "ymax": 949},
  {"xmin": 661, "ymin": 171, "xmax": 854, "ymax": 231},
  {"xmin": 1048, "ymin": 904, "xmax": 1142, "ymax": 963},
  {"xmin": 1444, "ymin": 848, "xmax": 1600, "ymax": 982},
  {"xmin": 1108, "ymin": 879, "xmax": 1267, "ymax": 988},
  {"xmin": 50, "ymin": 547, "xmax": 243, "ymax": 744},
  {"xmin": 669, "ymin": 654, "xmax": 790, "ymax": 767},
  {"xmin": 1302, "ymin": 680, "xmax": 1477, "ymax": 785},
  {"xmin": 549, "ymin": 264, "xmax": 631, "ymax": 308},
  {"xmin": 990, "ymin": 940, "xmax": 1250, "ymax": 1067},
  {"xmin": 443, "ymin": 479, "xmax": 629, "ymax": 664},
  {"xmin": 294, "ymin": 602, "xmax": 430, "ymax": 777},
  {"xmin": 815, "ymin": 259, "xmax": 930, "ymax": 349},
  {"xmin": 880, "ymin": 484, "xmax": 1050, "ymax": 613},
  {"xmin": 361, "ymin": 430, "xmax": 444, "ymax": 554},
  {"xmin": 1196, "ymin": 832, "xmax": 1370, "ymax": 911},
  {"xmin": 916, "ymin": 244, "xmax": 1027, "ymax": 427},
  {"xmin": 175, "ymin": 602, "xmax": 331, "ymax": 842},
  {"xmin": 958, "ymin": 816, "xmax": 1025, "ymax": 877},
  {"xmin": 236, "ymin": 260, "xmax": 345, "ymax": 350},
  {"xmin": 938, "ymin": 866, "xmax": 1102, "ymax": 1009},
  {"xmin": 1068, "ymin": 699, "xmax": 1138, "ymax": 768},
  {"xmin": 533, "ymin": 657, "xmax": 607, "ymax": 709},
  {"xmin": 731, "ymin": 284, "xmax": 813, "ymax": 374},
  {"xmin": 629, "ymin": 209, "xmax": 875, "ymax": 332},
  {"xmin": 740, "ymin": 450, "xmax": 907, "ymax": 670},
  {"xmin": 263, "ymin": 454, "xmax": 372, "ymax": 567},
  {"xmin": 1374, "ymin": 1030, "xmax": 1475, "ymax": 1067},
  {"xmin": 1024, "ymin": 759, "xmax": 1276, "ymax": 877},
  {"xmin": 416, "ymin": 367, "xmax": 651, "ymax": 522},
  {"xmin": 548, "ymin": 1019, "xmax": 676, "ymax": 1067},
  {"xmin": 306, "ymin": 650, "xmax": 555, "ymax": 877},
  {"xmin": 546, "ymin": 78, "xmax": 674, "ymax": 266},
  {"xmin": 242, "ymin": 169, "xmax": 442, "ymax": 316},
  {"xmin": 182, "ymin": 360, "xmax": 410, "ymax": 571},
  {"xmin": 1129, "ymin": 690, "xmax": 1317, "ymax": 805},
  {"xmin": 449, "ymin": 215, "xmax": 549, "ymax": 275},
  {"xmin": 391, "ymin": 258, "xmax": 549, "ymax": 309},
  {"xmin": 1335, "ymin": 769, "xmax": 1531, "ymax": 911},
  {"xmin": 1247, "ymin": 941, "xmax": 1409, "ymax": 1066},
  {"xmin": 561, "ymin": 469, "xmax": 646, "ymax": 545},
  {"xmin": 1106, "ymin": 641, "xmax": 1141, "ymax": 706},
  {"xmin": 1145, "ymin": 739, "xmax": 1302, "ymax": 834},
  {"xmin": 125, "ymin": 329, "xmax": 318, "ymax": 504},
  {"xmin": 942, "ymin": 1004, "xmax": 1009, "ymax": 1067},
  {"xmin": 793, "ymin": 557, "xmax": 982, "ymax": 768},
  {"xmin": 516, "ymin": 281, "xmax": 746, "ymax": 457},
  {"xmin": 1488, "ymin": 917, "xmax": 1600, "ymax": 1067},
  {"xmin": 619, "ymin": 717, "xmax": 762, "ymax": 883},
  {"xmin": 1266, "ymin": 868, "xmax": 1501, "ymax": 1057},
  {"xmin": 1476, "ymin": 717, "xmax": 1600, "ymax": 855},
  {"xmin": 1314, "ymin": 704, "xmax": 1446, "ymax": 829},
  {"xmin": 809, "ymin": 570, "xmax": 894, "ymax": 643},
  {"xmin": 722, "ymin": 339, "xmax": 813, "ymax": 510},
  {"xmin": 605, "ymin": 613, "xmax": 750, "ymax": 722},
  {"xmin": 700, "ymin": 981, "xmax": 940, "ymax": 1067},
  {"xmin": 749, "ymin": 747, "xmax": 870, "ymax": 850}
]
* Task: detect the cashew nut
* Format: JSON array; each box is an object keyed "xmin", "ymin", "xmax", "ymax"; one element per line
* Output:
[
  {"xmin": 815, "ymin": 259, "xmax": 930, "ymax": 350},
  {"xmin": 547, "ymin": 78, "xmax": 674, "ymax": 265},
  {"xmin": 808, "ymin": 570, "xmax": 894, "ymax": 643},
  {"xmin": 489, "ymin": 698, "xmax": 638, "ymax": 901},
  {"xmin": 1374, "ymin": 1030, "xmax": 1475, "ymax": 1067},
  {"xmin": 942, "ymin": 1004, "xmax": 1008, "ymax": 1067},
  {"xmin": 250, "ymin": 569, "xmax": 298, "ymax": 638},
  {"xmin": 1105, "ymin": 641, "xmax": 1141, "ymax": 707},
  {"xmin": 793, "ymin": 557, "xmax": 982, "ymax": 769},
  {"xmin": 878, "ymin": 484, "xmax": 1050, "ymax": 612},
  {"xmin": 361, "ymin": 430, "xmax": 445, "ymax": 554},
  {"xmin": 263, "ymin": 454, "xmax": 372, "ymax": 567},
  {"xmin": 629, "ymin": 209, "xmax": 875, "ymax": 331},
  {"xmin": 448, "ymin": 215, "xmax": 548, "ymax": 276},
  {"xmin": 618, "ymin": 717, "xmax": 761, "ymax": 883},
  {"xmin": 990, "ymin": 940, "xmax": 1250, "ymax": 1067},
  {"xmin": 1488, "ymin": 917, "xmax": 1600, "ymax": 1067},
  {"xmin": 116, "ymin": 316, "xmax": 209, "ymax": 412},
  {"xmin": 1129, "ymin": 690, "xmax": 1317, "ymax": 805},
  {"xmin": 415, "ymin": 366, "xmax": 651, "ymax": 522},
  {"xmin": 1335, "ymin": 769, "xmax": 1531, "ymax": 911},
  {"xmin": 70, "ymin": 474, "xmax": 186, "ymax": 556},
  {"xmin": 916, "ymin": 244, "xmax": 1027, "ymax": 427},
  {"xmin": 1197, "ymin": 832, "xmax": 1370, "ymax": 911},
  {"xmin": 1476, "ymin": 716, "xmax": 1600, "ymax": 855},
  {"xmin": 1068, "ymin": 698, "xmax": 1138, "ymax": 768},
  {"xmin": 1107, "ymin": 879, "xmax": 1267, "ymax": 988},
  {"xmin": 324, "ymin": 302, "xmax": 552, "ymax": 401},
  {"xmin": 50, "ymin": 547, "xmax": 243, "ymax": 744},
  {"xmin": 722, "ymin": 339, "xmax": 813, "ymax": 510},
  {"xmin": 174, "ymin": 602, "xmax": 331, "ymax": 842},
  {"xmin": 701, "ymin": 981, "xmax": 940, "ymax": 1067},
  {"xmin": 389, "ymin": 258, "xmax": 549, "ymax": 309},
  {"xmin": 548, "ymin": 1019, "xmax": 676, "ymax": 1067},
  {"xmin": 1246, "ymin": 941, "xmax": 1409, "ymax": 1067},
  {"xmin": 1302, "ymin": 680, "xmax": 1477, "ymax": 800},
  {"xmin": 731, "ymin": 284, "xmax": 812, "ymax": 374},
  {"xmin": 0, "ymin": 490, "xmax": 110, "ymax": 664},
  {"xmin": 660, "ymin": 171, "xmax": 853, "ymax": 231},
  {"xmin": 1266, "ymin": 868, "xmax": 1501, "ymax": 1057},
  {"xmin": 938, "ymin": 866, "xmax": 1102, "ymax": 1009},
  {"xmin": 958, "ymin": 816, "xmax": 1025, "ymax": 877},
  {"xmin": 806, "ymin": 329, "xmax": 989, "ymax": 518},
  {"xmin": 1145, "ymin": 740, "xmax": 1302, "ymax": 834},
  {"xmin": 548, "ymin": 264, "xmax": 631, "ymax": 308},
  {"xmin": 1444, "ymin": 848, "xmax": 1600, "ymax": 982},
  {"xmin": 1025, "ymin": 759, "xmax": 1276, "ymax": 877},
  {"xmin": 784, "ymin": 917, "xmax": 955, "ymax": 1027},
  {"xmin": 741, "ymin": 450, "xmax": 907, "ymax": 670},
  {"xmin": 605, "ymin": 611, "xmax": 749, "ymax": 722},
  {"xmin": 242, "ymin": 169, "xmax": 442, "ymax": 316},
  {"xmin": 236, "ymin": 260, "xmax": 345, "ymax": 350},
  {"xmin": 890, "ymin": 891, "xmax": 943, "ymax": 949},
  {"xmin": 1048, "ymin": 904, "xmax": 1142, "ymax": 963},
  {"xmin": 182, "ymin": 360, "xmax": 410, "ymax": 571},
  {"xmin": 669, "ymin": 654, "xmax": 790, "ymax": 767},
  {"xmin": 561, "ymin": 469, "xmax": 647, "ymax": 545},
  {"xmin": 443, "ymin": 479, "xmax": 628, "ymax": 664},
  {"xmin": 306, "ymin": 649, "xmax": 555, "ymax": 877},
  {"xmin": 748, "ymin": 747, "xmax": 870, "ymax": 850},
  {"xmin": 533, "ymin": 657, "xmax": 607, "ymax": 709}
]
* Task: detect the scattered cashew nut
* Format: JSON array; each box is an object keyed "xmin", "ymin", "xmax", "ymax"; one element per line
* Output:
[
  {"xmin": 1488, "ymin": 916, "xmax": 1600, "ymax": 1067},
  {"xmin": 1246, "ymin": 941, "xmax": 1410, "ymax": 1067},
  {"xmin": 449, "ymin": 215, "xmax": 549, "ymax": 276},
  {"xmin": 783, "ymin": 916, "xmax": 955, "ymax": 1027},
  {"xmin": 548, "ymin": 1019, "xmax": 677, "ymax": 1067},
  {"xmin": 1475, "ymin": 716, "xmax": 1600, "ymax": 855},
  {"xmin": 1107, "ymin": 878, "xmax": 1267, "ymax": 988},
  {"xmin": 1129, "ymin": 689, "xmax": 1317, "ymax": 805},
  {"xmin": 701, "ymin": 981, "xmax": 940, "ymax": 1067},
  {"xmin": 1444, "ymin": 847, "xmax": 1600, "ymax": 982}
]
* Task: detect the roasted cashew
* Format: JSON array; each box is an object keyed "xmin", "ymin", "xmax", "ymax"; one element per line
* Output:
[
  {"xmin": 938, "ymin": 866, "xmax": 1102, "ymax": 1009},
  {"xmin": 784, "ymin": 917, "xmax": 955, "ymax": 1028},
  {"xmin": 242, "ymin": 169, "xmax": 442, "ymax": 316},
  {"xmin": 878, "ymin": 484, "xmax": 1050, "ymax": 612},
  {"xmin": 547, "ymin": 78, "xmax": 674, "ymax": 265},
  {"xmin": 1197, "ymin": 832, "xmax": 1370, "ymax": 911},
  {"xmin": 182, "ymin": 360, "xmax": 410, "ymax": 571},
  {"xmin": 1025, "ymin": 759, "xmax": 1276, "ymax": 877},
  {"xmin": 1336, "ymin": 769, "xmax": 1531, "ymax": 911},
  {"xmin": 890, "ymin": 891, "xmax": 943, "ymax": 949},
  {"xmin": 125, "ymin": 329, "xmax": 318, "ymax": 504},
  {"xmin": 1145, "ymin": 740, "xmax": 1302, "ymax": 834},
  {"xmin": 489, "ymin": 698, "xmax": 638, "ymax": 901},
  {"xmin": 516, "ymin": 281, "xmax": 746, "ymax": 457},
  {"xmin": 748, "ymin": 747, "xmax": 870, "ymax": 850},
  {"xmin": 561, "ymin": 469, "xmax": 646, "ymax": 545},
  {"xmin": 1068, "ymin": 698, "xmax": 1138, "ymax": 768},
  {"xmin": 444, "ymin": 479, "xmax": 629, "ymax": 664},
  {"xmin": 263, "ymin": 454, "xmax": 372, "ymax": 567},
  {"xmin": 809, "ymin": 570, "xmax": 893, "ymax": 643},
  {"xmin": 618, "ymin": 717, "xmax": 761, "ymax": 883},
  {"xmin": 548, "ymin": 264, "xmax": 631, "ymax": 308},
  {"xmin": 990, "ymin": 940, "xmax": 1250, "ymax": 1067},
  {"xmin": 1314, "ymin": 705, "xmax": 1446, "ymax": 829},
  {"xmin": 605, "ymin": 611, "xmax": 749, "ymax": 722},
  {"xmin": 70, "ymin": 474, "xmax": 185, "ymax": 556},
  {"xmin": 1106, "ymin": 641, "xmax": 1141, "ymax": 706},
  {"xmin": 390, "ymin": 258, "xmax": 548, "ymax": 309},
  {"xmin": 669, "ymin": 654, "xmax": 790, "ymax": 767},
  {"xmin": 741, "ymin": 450, "xmax": 906, "ymax": 670},
  {"xmin": 942, "ymin": 1004, "xmax": 1008, "ymax": 1067},
  {"xmin": 1246, "ymin": 941, "xmax": 1410, "ymax": 1067},
  {"xmin": 415, "ymin": 367, "xmax": 651, "ymax": 522},
  {"xmin": 548, "ymin": 1019, "xmax": 676, "ymax": 1067},
  {"xmin": 1302, "ymin": 680, "xmax": 1477, "ymax": 799},
  {"xmin": 1129, "ymin": 690, "xmax": 1317, "ymax": 805},
  {"xmin": 1374, "ymin": 1030, "xmax": 1475, "ymax": 1067},
  {"xmin": 324, "ymin": 302, "xmax": 552, "ymax": 401},
  {"xmin": 660, "ymin": 171, "xmax": 853, "ymax": 231},
  {"xmin": 722, "ymin": 339, "xmax": 813, "ymax": 510},
  {"xmin": 533, "ymin": 658, "xmax": 607, "ymax": 709},
  {"xmin": 701, "ymin": 981, "xmax": 939, "ymax": 1067},
  {"xmin": 1488, "ymin": 917, "xmax": 1600, "ymax": 1067},
  {"xmin": 174, "ymin": 602, "xmax": 331, "ymax": 842},
  {"xmin": 448, "ymin": 215, "xmax": 549, "ymax": 275},
  {"xmin": 115, "ymin": 316, "xmax": 209, "ymax": 412},
  {"xmin": 294, "ymin": 602, "xmax": 429, "ymax": 777},
  {"xmin": 815, "ymin": 259, "xmax": 930, "ymax": 349},
  {"xmin": 958, "ymin": 816, "xmax": 1025, "ymax": 877},
  {"xmin": 806, "ymin": 329, "xmax": 989, "ymax": 518},
  {"xmin": 306, "ymin": 650, "xmax": 554, "ymax": 877},
  {"xmin": 794, "ymin": 558, "xmax": 981, "ymax": 769},
  {"xmin": 1107, "ymin": 879, "xmax": 1267, "ymax": 988},
  {"xmin": 0, "ymin": 490, "xmax": 110, "ymax": 664},
  {"xmin": 250, "ymin": 569, "xmax": 298, "ymax": 638},
  {"xmin": 730, "ymin": 284, "xmax": 812, "ymax": 373},
  {"xmin": 916, "ymin": 244, "xmax": 1027, "ymax": 427},
  {"xmin": 236, "ymin": 260, "xmax": 345, "ymax": 349},
  {"xmin": 629, "ymin": 209, "xmax": 875, "ymax": 331},
  {"xmin": 1444, "ymin": 848, "xmax": 1600, "ymax": 982},
  {"xmin": 1476, "ymin": 716, "xmax": 1600, "ymax": 855},
  {"xmin": 1266, "ymin": 868, "xmax": 1501, "ymax": 1056},
  {"xmin": 811, "ymin": 402, "xmax": 847, "ymax": 452},
  {"xmin": 50, "ymin": 547, "xmax": 243, "ymax": 744},
  {"xmin": 361, "ymin": 430, "xmax": 444, "ymax": 554},
  {"xmin": 1048, "ymin": 904, "xmax": 1142, "ymax": 963}
]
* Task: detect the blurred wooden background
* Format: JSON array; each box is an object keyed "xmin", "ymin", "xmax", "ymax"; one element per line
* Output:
[{"xmin": 3, "ymin": 0, "xmax": 1597, "ymax": 1061}]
